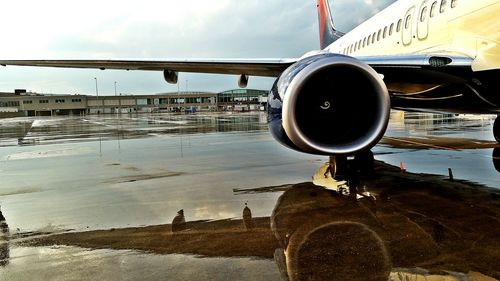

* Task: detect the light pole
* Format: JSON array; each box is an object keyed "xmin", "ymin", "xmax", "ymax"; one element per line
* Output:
[
  {"xmin": 114, "ymin": 81, "xmax": 119, "ymax": 114},
  {"xmin": 94, "ymin": 77, "xmax": 99, "ymax": 97},
  {"xmin": 177, "ymin": 82, "xmax": 180, "ymax": 112},
  {"xmin": 185, "ymin": 79, "xmax": 188, "ymax": 111},
  {"xmin": 94, "ymin": 77, "xmax": 100, "ymax": 114}
]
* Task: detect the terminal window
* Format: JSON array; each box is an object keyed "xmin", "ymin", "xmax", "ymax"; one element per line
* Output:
[
  {"xmin": 0, "ymin": 101, "xmax": 20, "ymax": 107},
  {"xmin": 39, "ymin": 100, "xmax": 49, "ymax": 104}
]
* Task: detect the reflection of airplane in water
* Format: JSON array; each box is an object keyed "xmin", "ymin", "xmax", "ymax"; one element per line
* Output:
[
  {"xmin": 252, "ymin": 154, "xmax": 500, "ymax": 280},
  {"xmin": 0, "ymin": 207, "xmax": 10, "ymax": 267},
  {"xmin": 2, "ymin": 0, "xmax": 500, "ymax": 158},
  {"xmin": 30, "ymin": 153, "xmax": 500, "ymax": 280},
  {"xmin": 271, "ymin": 153, "xmax": 500, "ymax": 281}
]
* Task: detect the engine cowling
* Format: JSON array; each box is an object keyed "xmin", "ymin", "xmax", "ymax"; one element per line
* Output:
[{"xmin": 268, "ymin": 53, "xmax": 390, "ymax": 155}]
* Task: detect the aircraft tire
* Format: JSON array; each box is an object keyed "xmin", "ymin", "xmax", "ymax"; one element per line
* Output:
[{"xmin": 493, "ymin": 148, "xmax": 500, "ymax": 173}]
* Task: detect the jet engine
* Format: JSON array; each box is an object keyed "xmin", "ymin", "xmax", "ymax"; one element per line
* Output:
[{"xmin": 268, "ymin": 53, "xmax": 390, "ymax": 155}]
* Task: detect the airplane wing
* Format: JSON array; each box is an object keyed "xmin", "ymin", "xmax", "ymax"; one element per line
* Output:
[
  {"xmin": 0, "ymin": 54, "xmax": 475, "ymax": 93},
  {"xmin": 0, "ymin": 58, "xmax": 297, "ymax": 77},
  {"xmin": 0, "ymin": 54, "xmax": 473, "ymax": 75}
]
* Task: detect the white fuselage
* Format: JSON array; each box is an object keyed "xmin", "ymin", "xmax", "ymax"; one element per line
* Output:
[{"xmin": 327, "ymin": 0, "xmax": 500, "ymax": 72}]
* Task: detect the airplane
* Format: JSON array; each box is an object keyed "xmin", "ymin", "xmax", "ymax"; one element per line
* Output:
[{"xmin": 1, "ymin": 0, "xmax": 499, "ymax": 156}]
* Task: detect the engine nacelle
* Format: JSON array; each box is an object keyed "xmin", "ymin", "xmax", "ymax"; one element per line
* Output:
[
  {"xmin": 238, "ymin": 74, "xmax": 249, "ymax": 88},
  {"xmin": 163, "ymin": 69, "xmax": 178, "ymax": 84},
  {"xmin": 268, "ymin": 53, "xmax": 390, "ymax": 155}
]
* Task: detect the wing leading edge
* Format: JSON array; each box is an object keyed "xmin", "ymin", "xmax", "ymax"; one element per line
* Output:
[{"xmin": 0, "ymin": 58, "xmax": 297, "ymax": 77}]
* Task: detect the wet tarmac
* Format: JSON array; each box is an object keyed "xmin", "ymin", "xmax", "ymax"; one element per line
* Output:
[{"xmin": 0, "ymin": 111, "xmax": 498, "ymax": 280}]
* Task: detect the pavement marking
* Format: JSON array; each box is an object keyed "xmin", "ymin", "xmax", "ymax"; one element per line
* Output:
[{"xmin": 383, "ymin": 136, "xmax": 460, "ymax": 151}]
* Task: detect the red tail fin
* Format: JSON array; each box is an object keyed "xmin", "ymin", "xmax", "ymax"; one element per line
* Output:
[{"xmin": 317, "ymin": 0, "xmax": 344, "ymax": 49}]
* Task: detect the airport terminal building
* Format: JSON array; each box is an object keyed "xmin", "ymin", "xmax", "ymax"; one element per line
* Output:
[{"xmin": 0, "ymin": 89, "xmax": 268, "ymax": 117}]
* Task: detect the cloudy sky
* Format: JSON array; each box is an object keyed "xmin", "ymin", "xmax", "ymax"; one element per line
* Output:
[{"xmin": 0, "ymin": 0, "xmax": 395, "ymax": 95}]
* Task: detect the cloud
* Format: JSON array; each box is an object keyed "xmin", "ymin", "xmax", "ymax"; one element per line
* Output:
[
  {"xmin": 333, "ymin": 0, "xmax": 396, "ymax": 30},
  {"xmin": 0, "ymin": 0, "xmax": 396, "ymax": 94}
]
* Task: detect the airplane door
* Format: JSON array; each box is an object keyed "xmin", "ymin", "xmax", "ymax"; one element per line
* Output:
[
  {"xmin": 417, "ymin": 1, "xmax": 429, "ymax": 40},
  {"xmin": 402, "ymin": 6, "xmax": 415, "ymax": 46}
]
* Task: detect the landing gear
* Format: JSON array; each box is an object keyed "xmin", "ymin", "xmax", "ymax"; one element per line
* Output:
[
  {"xmin": 494, "ymin": 116, "xmax": 500, "ymax": 143},
  {"xmin": 493, "ymin": 148, "xmax": 500, "ymax": 173},
  {"xmin": 323, "ymin": 151, "xmax": 375, "ymax": 198},
  {"xmin": 326, "ymin": 151, "xmax": 374, "ymax": 182}
]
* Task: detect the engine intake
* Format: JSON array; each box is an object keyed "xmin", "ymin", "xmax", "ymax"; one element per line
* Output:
[{"xmin": 268, "ymin": 53, "xmax": 390, "ymax": 155}]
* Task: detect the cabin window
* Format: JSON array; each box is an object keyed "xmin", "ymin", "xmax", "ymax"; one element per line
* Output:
[
  {"xmin": 440, "ymin": 0, "xmax": 447, "ymax": 13},
  {"xmin": 397, "ymin": 19, "xmax": 402, "ymax": 32},
  {"xmin": 430, "ymin": 1, "xmax": 438, "ymax": 17},
  {"xmin": 363, "ymin": 38, "xmax": 366, "ymax": 47},
  {"xmin": 371, "ymin": 32, "xmax": 375, "ymax": 43},
  {"xmin": 377, "ymin": 30, "xmax": 382, "ymax": 41},
  {"xmin": 451, "ymin": 0, "xmax": 457, "ymax": 8},
  {"xmin": 358, "ymin": 40, "xmax": 362, "ymax": 49},
  {"xmin": 420, "ymin": 6, "xmax": 428, "ymax": 22},
  {"xmin": 367, "ymin": 35, "xmax": 372, "ymax": 45},
  {"xmin": 405, "ymin": 14, "xmax": 411, "ymax": 29},
  {"xmin": 383, "ymin": 26, "xmax": 388, "ymax": 38},
  {"xmin": 389, "ymin": 23, "xmax": 394, "ymax": 35}
]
